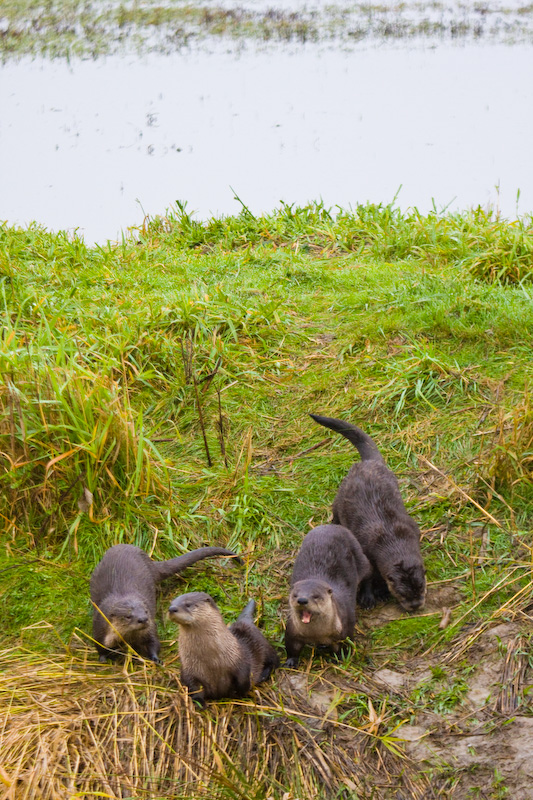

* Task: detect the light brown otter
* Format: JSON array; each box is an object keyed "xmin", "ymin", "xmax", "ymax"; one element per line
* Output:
[
  {"xmin": 168, "ymin": 593, "xmax": 279, "ymax": 705},
  {"xmin": 310, "ymin": 414, "xmax": 426, "ymax": 612},
  {"xmin": 285, "ymin": 524, "xmax": 371, "ymax": 667},
  {"xmin": 90, "ymin": 543, "xmax": 240, "ymax": 663}
]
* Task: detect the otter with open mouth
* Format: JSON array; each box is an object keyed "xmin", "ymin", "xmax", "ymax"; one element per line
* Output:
[{"xmin": 284, "ymin": 524, "xmax": 370, "ymax": 667}]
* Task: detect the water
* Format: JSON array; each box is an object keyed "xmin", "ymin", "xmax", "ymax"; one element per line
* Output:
[{"xmin": 1, "ymin": 40, "xmax": 532, "ymax": 243}]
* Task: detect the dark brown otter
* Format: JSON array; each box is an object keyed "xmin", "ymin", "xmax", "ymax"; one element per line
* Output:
[
  {"xmin": 310, "ymin": 414, "xmax": 426, "ymax": 612},
  {"xmin": 90, "ymin": 544, "xmax": 240, "ymax": 663},
  {"xmin": 285, "ymin": 524, "xmax": 371, "ymax": 667},
  {"xmin": 168, "ymin": 593, "xmax": 279, "ymax": 705}
]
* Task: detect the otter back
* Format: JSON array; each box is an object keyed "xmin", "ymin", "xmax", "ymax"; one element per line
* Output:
[
  {"xmin": 284, "ymin": 524, "xmax": 370, "ymax": 667},
  {"xmin": 90, "ymin": 543, "xmax": 238, "ymax": 663},
  {"xmin": 310, "ymin": 414, "xmax": 426, "ymax": 612}
]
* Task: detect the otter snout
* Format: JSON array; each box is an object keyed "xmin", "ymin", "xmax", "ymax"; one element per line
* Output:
[
  {"xmin": 168, "ymin": 604, "xmax": 193, "ymax": 626},
  {"xmin": 403, "ymin": 596, "xmax": 426, "ymax": 613},
  {"xmin": 294, "ymin": 596, "xmax": 313, "ymax": 623}
]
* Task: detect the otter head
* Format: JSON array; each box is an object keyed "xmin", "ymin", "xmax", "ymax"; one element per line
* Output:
[
  {"xmin": 103, "ymin": 596, "xmax": 150, "ymax": 633},
  {"xmin": 289, "ymin": 579, "xmax": 336, "ymax": 626},
  {"xmin": 98, "ymin": 596, "xmax": 151, "ymax": 649},
  {"xmin": 168, "ymin": 592, "xmax": 219, "ymax": 627},
  {"xmin": 385, "ymin": 560, "xmax": 426, "ymax": 612}
]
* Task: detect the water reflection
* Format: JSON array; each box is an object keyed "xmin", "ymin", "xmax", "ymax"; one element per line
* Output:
[{"xmin": 1, "ymin": 41, "xmax": 532, "ymax": 243}]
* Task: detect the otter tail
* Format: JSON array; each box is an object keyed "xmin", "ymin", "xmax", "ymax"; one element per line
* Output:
[
  {"xmin": 152, "ymin": 547, "xmax": 242, "ymax": 581},
  {"xmin": 310, "ymin": 413, "xmax": 385, "ymax": 463},
  {"xmin": 235, "ymin": 599, "xmax": 256, "ymax": 623}
]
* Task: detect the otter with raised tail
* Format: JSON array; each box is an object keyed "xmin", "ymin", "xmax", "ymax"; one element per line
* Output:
[
  {"xmin": 90, "ymin": 543, "xmax": 240, "ymax": 663},
  {"xmin": 285, "ymin": 523, "xmax": 371, "ymax": 667},
  {"xmin": 310, "ymin": 414, "xmax": 426, "ymax": 612},
  {"xmin": 168, "ymin": 593, "xmax": 279, "ymax": 705}
]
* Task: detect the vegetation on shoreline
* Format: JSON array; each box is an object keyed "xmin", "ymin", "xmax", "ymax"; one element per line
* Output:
[
  {"xmin": 1, "ymin": 201, "xmax": 532, "ymax": 797},
  {"xmin": 2, "ymin": 0, "xmax": 533, "ymax": 60}
]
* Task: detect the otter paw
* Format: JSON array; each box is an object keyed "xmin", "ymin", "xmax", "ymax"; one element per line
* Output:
[
  {"xmin": 358, "ymin": 590, "xmax": 376, "ymax": 610},
  {"xmin": 283, "ymin": 657, "xmax": 300, "ymax": 668},
  {"xmin": 373, "ymin": 587, "xmax": 391, "ymax": 603}
]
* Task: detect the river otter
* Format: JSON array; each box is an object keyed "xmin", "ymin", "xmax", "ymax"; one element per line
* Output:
[
  {"xmin": 310, "ymin": 414, "xmax": 426, "ymax": 612},
  {"xmin": 284, "ymin": 524, "xmax": 371, "ymax": 668},
  {"xmin": 90, "ymin": 544, "xmax": 240, "ymax": 663},
  {"xmin": 168, "ymin": 593, "xmax": 279, "ymax": 705}
]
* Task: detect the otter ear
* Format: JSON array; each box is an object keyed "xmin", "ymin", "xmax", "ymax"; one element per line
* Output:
[{"xmin": 327, "ymin": 587, "xmax": 333, "ymax": 595}]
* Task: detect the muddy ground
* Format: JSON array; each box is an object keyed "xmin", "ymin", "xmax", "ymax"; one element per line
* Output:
[
  {"xmin": 395, "ymin": 619, "xmax": 533, "ymax": 798},
  {"xmin": 283, "ymin": 581, "xmax": 533, "ymax": 798}
]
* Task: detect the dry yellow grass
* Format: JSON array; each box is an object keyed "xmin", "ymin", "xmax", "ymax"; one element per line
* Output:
[{"xmin": 0, "ymin": 639, "xmax": 433, "ymax": 800}]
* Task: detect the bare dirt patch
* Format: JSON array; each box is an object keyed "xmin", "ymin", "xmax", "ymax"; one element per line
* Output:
[{"xmin": 393, "ymin": 621, "xmax": 533, "ymax": 799}]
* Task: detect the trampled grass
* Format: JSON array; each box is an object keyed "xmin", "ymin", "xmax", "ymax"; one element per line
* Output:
[{"xmin": 1, "ymin": 202, "xmax": 532, "ymax": 798}]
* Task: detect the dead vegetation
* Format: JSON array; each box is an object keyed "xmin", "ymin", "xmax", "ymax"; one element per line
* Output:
[
  {"xmin": 1, "ymin": 579, "xmax": 532, "ymax": 800},
  {"xmin": 0, "ymin": 643, "xmax": 435, "ymax": 800}
]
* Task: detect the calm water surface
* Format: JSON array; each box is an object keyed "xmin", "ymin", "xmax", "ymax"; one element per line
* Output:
[{"xmin": 2, "ymin": 41, "xmax": 532, "ymax": 243}]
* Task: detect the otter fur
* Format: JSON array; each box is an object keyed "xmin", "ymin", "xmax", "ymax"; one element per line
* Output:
[
  {"xmin": 168, "ymin": 593, "xmax": 279, "ymax": 705},
  {"xmin": 310, "ymin": 414, "xmax": 426, "ymax": 612},
  {"xmin": 90, "ymin": 544, "xmax": 240, "ymax": 663},
  {"xmin": 285, "ymin": 524, "xmax": 371, "ymax": 667}
]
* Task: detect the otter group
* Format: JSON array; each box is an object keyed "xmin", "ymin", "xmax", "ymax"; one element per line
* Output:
[
  {"xmin": 90, "ymin": 543, "xmax": 242, "ymax": 664},
  {"xmin": 89, "ymin": 414, "xmax": 426, "ymax": 704}
]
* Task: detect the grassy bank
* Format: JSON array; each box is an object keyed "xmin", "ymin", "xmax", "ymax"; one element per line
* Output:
[
  {"xmin": 1, "ymin": 201, "xmax": 532, "ymax": 798},
  {"xmin": 2, "ymin": 0, "xmax": 533, "ymax": 60}
]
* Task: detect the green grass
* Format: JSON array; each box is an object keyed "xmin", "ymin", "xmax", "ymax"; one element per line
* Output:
[
  {"xmin": 2, "ymin": 201, "xmax": 532, "ymax": 613},
  {"xmin": 2, "ymin": 201, "xmax": 532, "ymax": 619},
  {"xmin": 1, "ymin": 201, "xmax": 533, "ymax": 798}
]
